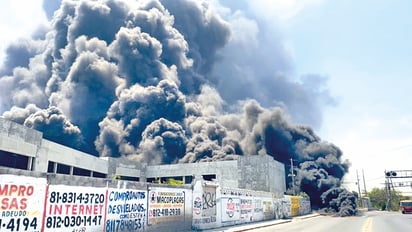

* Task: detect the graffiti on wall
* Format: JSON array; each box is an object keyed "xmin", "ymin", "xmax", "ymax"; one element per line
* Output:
[
  {"xmin": 193, "ymin": 186, "xmax": 217, "ymax": 226},
  {"xmin": 44, "ymin": 185, "xmax": 106, "ymax": 232},
  {"xmin": 0, "ymin": 175, "xmax": 46, "ymax": 232},
  {"xmin": 300, "ymin": 198, "xmax": 311, "ymax": 215},
  {"xmin": 281, "ymin": 198, "xmax": 292, "ymax": 218},
  {"xmin": 106, "ymin": 189, "xmax": 146, "ymax": 232},
  {"xmin": 148, "ymin": 188, "xmax": 185, "ymax": 225},
  {"xmin": 202, "ymin": 186, "xmax": 216, "ymax": 217}
]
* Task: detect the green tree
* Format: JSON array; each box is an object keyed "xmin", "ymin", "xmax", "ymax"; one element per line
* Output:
[
  {"xmin": 368, "ymin": 188, "xmax": 387, "ymax": 210},
  {"xmin": 368, "ymin": 187, "xmax": 406, "ymax": 211}
]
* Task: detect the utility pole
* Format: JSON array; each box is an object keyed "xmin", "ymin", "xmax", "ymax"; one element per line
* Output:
[
  {"xmin": 362, "ymin": 169, "xmax": 368, "ymax": 209},
  {"xmin": 356, "ymin": 170, "xmax": 363, "ymax": 208},
  {"xmin": 290, "ymin": 158, "xmax": 295, "ymax": 196},
  {"xmin": 385, "ymin": 178, "xmax": 392, "ymax": 211},
  {"xmin": 362, "ymin": 169, "xmax": 368, "ymax": 197}
]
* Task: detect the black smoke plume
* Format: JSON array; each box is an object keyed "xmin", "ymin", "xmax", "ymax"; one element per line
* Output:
[
  {"xmin": 0, "ymin": 0, "xmax": 351, "ymax": 213},
  {"xmin": 321, "ymin": 188, "xmax": 358, "ymax": 216}
]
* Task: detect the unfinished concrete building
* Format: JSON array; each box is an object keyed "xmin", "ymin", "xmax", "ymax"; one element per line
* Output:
[{"xmin": 0, "ymin": 117, "xmax": 286, "ymax": 195}]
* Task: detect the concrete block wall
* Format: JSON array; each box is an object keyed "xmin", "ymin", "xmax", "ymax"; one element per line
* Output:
[
  {"xmin": 0, "ymin": 118, "xmax": 41, "ymax": 159},
  {"xmin": 238, "ymin": 155, "xmax": 286, "ymax": 195},
  {"xmin": 0, "ymin": 171, "xmax": 309, "ymax": 232}
]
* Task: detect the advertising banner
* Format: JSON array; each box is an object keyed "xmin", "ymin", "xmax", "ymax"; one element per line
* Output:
[
  {"xmin": 44, "ymin": 185, "xmax": 106, "ymax": 232},
  {"xmin": 148, "ymin": 188, "xmax": 185, "ymax": 225},
  {"xmin": 221, "ymin": 197, "xmax": 240, "ymax": 224},
  {"xmin": 240, "ymin": 196, "xmax": 253, "ymax": 223},
  {"xmin": 106, "ymin": 189, "xmax": 146, "ymax": 232},
  {"xmin": 262, "ymin": 198, "xmax": 274, "ymax": 220},
  {"xmin": 252, "ymin": 198, "xmax": 264, "ymax": 221},
  {"xmin": 0, "ymin": 175, "xmax": 46, "ymax": 232}
]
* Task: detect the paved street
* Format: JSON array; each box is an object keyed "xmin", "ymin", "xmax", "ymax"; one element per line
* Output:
[{"xmin": 206, "ymin": 211, "xmax": 412, "ymax": 232}]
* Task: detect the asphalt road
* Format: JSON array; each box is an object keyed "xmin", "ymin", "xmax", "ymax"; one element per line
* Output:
[{"xmin": 245, "ymin": 211, "xmax": 412, "ymax": 232}]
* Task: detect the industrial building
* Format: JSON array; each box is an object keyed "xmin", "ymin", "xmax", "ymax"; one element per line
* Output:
[{"xmin": 0, "ymin": 117, "xmax": 286, "ymax": 194}]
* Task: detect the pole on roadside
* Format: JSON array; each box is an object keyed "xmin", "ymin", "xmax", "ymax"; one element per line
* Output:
[
  {"xmin": 362, "ymin": 169, "xmax": 368, "ymax": 197},
  {"xmin": 356, "ymin": 170, "xmax": 363, "ymax": 208},
  {"xmin": 290, "ymin": 158, "xmax": 295, "ymax": 196}
]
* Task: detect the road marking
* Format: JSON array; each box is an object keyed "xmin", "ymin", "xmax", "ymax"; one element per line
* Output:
[{"xmin": 361, "ymin": 217, "xmax": 373, "ymax": 232}]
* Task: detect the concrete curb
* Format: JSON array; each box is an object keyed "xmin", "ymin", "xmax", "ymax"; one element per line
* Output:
[
  {"xmin": 292, "ymin": 213, "xmax": 321, "ymax": 221},
  {"xmin": 229, "ymin": 219, "xmax": 292, "ymax": 232}
]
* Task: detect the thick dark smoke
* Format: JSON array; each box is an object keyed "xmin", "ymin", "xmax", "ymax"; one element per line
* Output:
[
  {"xmin": 0, "ymin": 0, "xmax": 352, "ymax": 212},
  {"xmin": 321, "ymin": 188, "xmax": 358, "ymax": 216}
]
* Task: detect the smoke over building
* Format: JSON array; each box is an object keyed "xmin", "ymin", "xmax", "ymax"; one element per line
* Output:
[{"xmin": 0, "ymin": 0, "xmax": 353, "ymax": 212}]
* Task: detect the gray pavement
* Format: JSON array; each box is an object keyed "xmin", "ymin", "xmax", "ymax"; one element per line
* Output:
[{"xmin": 201, "ymin": 213, "xmax": 321, "ymax": 232}]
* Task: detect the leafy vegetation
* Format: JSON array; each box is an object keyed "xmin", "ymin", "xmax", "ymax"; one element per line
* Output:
[{"xmin": 368, "ymin": 187, "xmax": 410, "ymax": 211}]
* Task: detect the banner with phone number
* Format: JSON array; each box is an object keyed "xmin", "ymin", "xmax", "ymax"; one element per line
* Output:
[
  {"xmin": 44, "ymin": 185, "xmax": 106, "ymax": 232},
  {"xmin": 0, "ymin": 175, "xmax": 46, "ymax": 232},
  {"xmin": 148, "ymin": 188, "xmax": 185, "ymax": 225},
  {"xmin": 106, "ymin": 188, "xmax": 146, "ymax": 232}
]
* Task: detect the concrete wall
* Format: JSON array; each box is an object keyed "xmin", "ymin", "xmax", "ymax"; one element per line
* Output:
[
  {"xmin": 191, "ymin": 179, "xmax": 309, "ymax": 231},
  {"xmin": 38, "ymin": 139, "xmax": 109, "ymax": 174},
  {"xmin": 0, "ymin": 173, "xmax": 309, "ymax": 232},
  {"xmin": 238, "ymin": 155, "xmax": 286, "ymax": 196},
  {"xmin": 0, "ymin": 118, "xmax": 42, "ymax": 171},
  {"xmin": 146, "ymin": 160, "xmax": 240, "ymax": 187},
  {"xmin": 146, "ymin": 156, "xmax": 286, "ymax": 194}
]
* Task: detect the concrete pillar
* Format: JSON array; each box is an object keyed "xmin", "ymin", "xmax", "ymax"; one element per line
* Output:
[{"xmin": 106, "ymin": 157, "xmax": 119, "ymax": 180}]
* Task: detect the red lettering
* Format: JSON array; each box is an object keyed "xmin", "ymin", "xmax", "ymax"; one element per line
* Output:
[
  {"xmin": 26, "ymin": 186, "xmax": 34, "ymax": 196},
  {"xmin": 85, "ymin": 205, "xmax": 92, "ymax": 214},
  {"xmin": 9, "ymin": 185, "xmax": 18, "ymax": 195},
  {"xmin": 79, "ymin": 205, "xmax": 84, "ymax": 214},
  {"xmin": 0, "ymin": 185, "xmax": 8, "ymax": 195},
  {"xmin": 71, "ymin": 204, "xmax": 78, "ymax": 214},
  {"xmin": 65, "ymin": 204, "xmax": 79, "ymax": 215},
  {"xmin": 18, "ymin": 186, "xmax": 26, "ymax": 196},
  {"xmin": 50, "ymin": 204, "xmax": 104, "ymax": 215},
  {"xmin": 8, "ymin": 198, "xmax": 19, "ymax": 210},
  {"xmin": 65, "ymin": 204, "xmax": 71, "ymax": 214},
  {"xmin": 49, "ymin": 204, "xmax": 62, "ymax": 214},
  {"xmin": 20, "ymin": 198, "xmax": 27, "ymax": 210},
  {"xmin": 52, "ymin": 204, "xmax": 105, "ymax": 215},
  {"xmin": 93, "ymin": 205, "xmax": 101, "ymax": 215},
  {"xmin": 0, "ymin": 184, "xmax": 34, "ymax": 196},
  {"xmin": 1, "ymin": 198, "xmax": 8, "ymax": 210}
]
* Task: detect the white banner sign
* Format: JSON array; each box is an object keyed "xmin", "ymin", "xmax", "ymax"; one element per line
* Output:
[
  {"xmin": 0, "ymin": 175, "xmax": 46, "ymax": 232},
  {"xmin": 44, "ymin": 185, "xmax": 106, "ymax": 232},
  {"xmin": 106, "ymin": 189, "xmax": 146, "ymax": 232},
  {"xmin": 148, "ymin": 188, "xmax": 185, "ymax": 225}
]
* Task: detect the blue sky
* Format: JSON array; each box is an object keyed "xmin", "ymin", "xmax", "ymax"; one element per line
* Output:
[
  {"xmin": 283, "ymin": 0, "xmax": 412, "ymax": 193},
  {"xmin": 1, "ymin": 0, "xmax": 411, "ymax": 194}
]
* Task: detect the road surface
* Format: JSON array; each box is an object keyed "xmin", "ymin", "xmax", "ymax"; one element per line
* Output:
[{"xmin": 246, "ymin": 211, "xmax": 412, "ymax": 232}]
